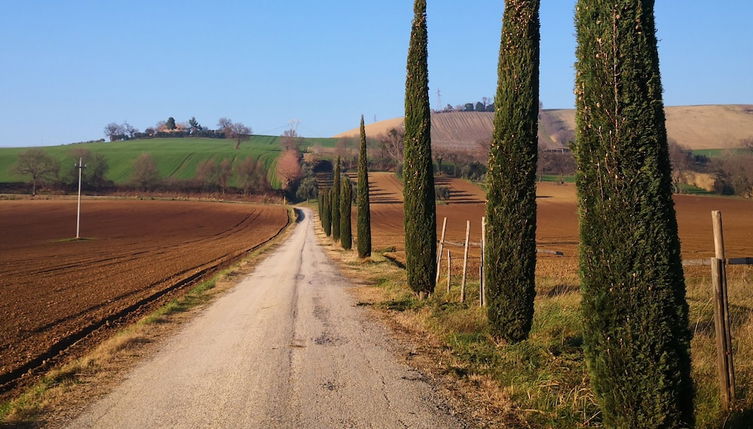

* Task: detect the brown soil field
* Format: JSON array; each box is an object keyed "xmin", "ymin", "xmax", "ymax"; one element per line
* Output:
[
  {"xmin": 363, "ymin": 172, "xmax": 753, "ymax": 277},
  {"xmin": 336, "ymin": 105, "xmax": 753, "ymax": 152},
  {"xmin": 0, "ymin": 200, "xmax": 288, "ymax": 392}
]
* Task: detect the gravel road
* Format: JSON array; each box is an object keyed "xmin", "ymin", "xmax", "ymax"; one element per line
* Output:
[{"xmin": 71, "ymin": 208, "xmax": 464, "ymax": 428}]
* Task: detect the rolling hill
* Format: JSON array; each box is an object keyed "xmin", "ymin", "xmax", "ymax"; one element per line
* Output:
[
  {"xmin": 0, "ymin": 136, "xmax": 337, "ymax": 189},
  {"xmin": 336, "ymin": 104, "xmax": 753, "ymax": 153}
]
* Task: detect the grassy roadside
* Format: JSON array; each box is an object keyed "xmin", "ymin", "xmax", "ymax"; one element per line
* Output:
[
  {"xmin": 0, "ymin": 207, "xmax": 298, "ymax": 426},
  {"xmin": 315, "ymin": 212, "xmax": 753, "ymax": 428}
]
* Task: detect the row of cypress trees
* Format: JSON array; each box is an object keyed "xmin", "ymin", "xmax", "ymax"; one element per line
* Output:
[
  {"xmin": 402, "ymin": 0, "xmax": 692, "ymax": 425},
  {"xmin": 318, "ymin": 125, "xmax": 372, "ymax": 257}
]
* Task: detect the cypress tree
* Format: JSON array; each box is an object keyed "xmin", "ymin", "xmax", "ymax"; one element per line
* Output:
[
  {"xmin": 331, "ymin": 157, "xmax": 341, "ymax": 241},
  {"xmin": 318, "ymin": 193, "xmax": 323, "ymax": 226},
  {"xmin": 403, "ymin": 0, "xmax": 436, "ymax": 296},
  {"xmin": 485, "ymin": 0, "xmax": 540, "ymax": 343},
  {"xmin": 322, "ymin": 190, "xmax": 332, "ymax": 236},
  {"xmin": 340, "ymin": 176, "xmax": 353, "ymax": 250},
  {"xmin": 357, "ymin": 115, "xmax": 372, "ymax": 258},
  {"xmin": 575, "ymin": 1, "xmax": 693, "ymax": 426}
]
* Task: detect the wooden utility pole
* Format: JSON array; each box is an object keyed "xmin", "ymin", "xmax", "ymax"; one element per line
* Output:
[
  {"xmin": 75, "ymin": 157, "xmax": 85, "ymax": 239},
  {"xmin": 460, "ymin": 220, "xmax": 470, "ymax": 303},
  {"xmin": 711, "ymin": 210, "xmax": 735, "ymax": 410},
  {"xmin": 436, "ymin": 217, "xmax": 447, "ymax": 285}
]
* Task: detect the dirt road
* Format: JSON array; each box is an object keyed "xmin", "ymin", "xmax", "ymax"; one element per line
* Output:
[{"xmin": 71, "ymin": 208, "xmax": 463, "ymax": 428}]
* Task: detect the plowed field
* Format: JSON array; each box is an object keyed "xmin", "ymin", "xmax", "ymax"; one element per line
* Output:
[
  {"xmin": 0, "ymin": 200, "xmax": 288, "ymax": 391},
  {"xmin": 365, "ymin": 173, "xmax": 753, "ymax": 274}
]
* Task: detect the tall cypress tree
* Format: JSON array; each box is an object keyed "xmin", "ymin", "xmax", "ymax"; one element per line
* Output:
[
  {"xmin": 485, "ymin": 0, "xmax": 540, "ymax": 343},
  {"xmin": 403, "ymin": 0, "xmax": 436, "ymax": 296},
  {"xmin": 331, "ymin": 157, "xmax": 341, "ymax": 241},
  {"xmin": 357, "ymin": 115, "xmax": 372, "ymax": 258},
  {"xmin": 340, "ymin": 176, "xmax": 353, "ymax": 250},
  {"xmin": 322, "ymin": 190, "xmax": 332, "ymax": 236},
  {"xmin": 575, "ymin": 1, "xmax": 693, "ymax": 426},
  {"xmin": 318, "ymin": 193, "xmax": 323, "ymax": 225}
]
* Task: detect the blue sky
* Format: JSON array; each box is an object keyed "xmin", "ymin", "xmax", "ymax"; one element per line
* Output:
[{"xmin": 1, "ymin": 1, "xmax": 751, "ymax": 146}]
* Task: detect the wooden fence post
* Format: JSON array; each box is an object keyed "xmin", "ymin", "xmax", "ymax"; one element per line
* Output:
[
  {"xmin": 461, "ymin": 220, "xmax": 470, "ymax": 303},
  {"xmin": 711, "ymin": 210, "xmax": 735, "ymax": 409},
  {"xmin": 447, "ymin": 250, "xmax": 452, "ymax": 294},
  {"xmin": 481, "ymin": 216, "xmax": 486, "ymax": 307},
  {"xmin": 436, "ymin": 217, "xmax": 447, "ymax": 285}
]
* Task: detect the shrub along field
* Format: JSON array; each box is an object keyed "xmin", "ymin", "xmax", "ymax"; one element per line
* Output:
[
  {"xmin": 335, "ymin": 173, "xmax": 753, "ymax": 427},
  {"xmin": 0, "ymin": 136, "xmax": 337, "ymax": 190}
]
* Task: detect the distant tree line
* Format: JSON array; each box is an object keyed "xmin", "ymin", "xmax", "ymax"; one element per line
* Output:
[
  {"xmin": 10, "ymin": 148, "xmax": 275, "ymax": 197},
  {"xmin": 104, "ymin": 116, "xmax": 251, "ymax": 146}
]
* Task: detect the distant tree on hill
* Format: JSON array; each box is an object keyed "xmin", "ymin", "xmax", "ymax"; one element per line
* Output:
[
  {"xmin": 281, "ymin": 128, "xmax": 303, "ymax": 151},
  {"xmin": 104, "ymin": 123, "xmax": 126, "ymax": 142},
  {"xmin": 217, "ymin": 118, "xmax": 251, "ymax": 149},
  {"xmin": 122, "ymin": 122, "xmax": 138, "ymax": 139},
  {"xmin": 217, "ymin": 118, "xmax": 232, "ymax": 131},
  {"xmin": 14, "ymin": 149, "xmax": 60, "ymax": 196},
  {"xmin": 464, "ymin": 103, "xmax": 474, "ymax": 112},
  {"xmin": 475, "ymin": 101, "xmax": 485, "ymax": 112},
  {"xmin": 485, "ymin": 103, "xmax": 495, "ymax": 112},
  {"xmin": 131, "ymin": 154, "xmax": 160, "ymax": 191},
  {"xmin": 188, "ymin": 117, "xmax": 203, "ymax": 134},
  {"xmin": 166, "ymin": 117, "xmax": 177, "ymax": 130}
]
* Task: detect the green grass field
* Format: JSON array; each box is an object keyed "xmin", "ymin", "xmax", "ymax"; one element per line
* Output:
[{"xmin": 0, "ymin": 136, "xmax": 337, "ymax": 190}]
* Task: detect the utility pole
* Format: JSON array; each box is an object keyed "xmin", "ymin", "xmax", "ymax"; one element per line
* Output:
[
  {"xmin": 75, "ymin": 157, "xmax": 86, "ymax": 239},
  {"xmin": 436, "ymin": 89, "xmax": 442, "ymax": 111}
]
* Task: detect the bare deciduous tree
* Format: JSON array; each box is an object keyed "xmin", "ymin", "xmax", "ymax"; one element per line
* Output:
[
  {"xmin": 281, "ymin": 128, "xmax": 303, "ymax": 151},
  {"xmin": 104, "ymin": 123, "xmax": 124, "ymax": 142},
  {"xmin": 196, "ymin": 159, "xmax": 219, "ymax": 191},
  {"xmin": 131, "ymin": 154, "xmax": 160, "ymax": 191},
  {"xmin": 235, "ymin": 156, "xmax": 268, "ymax": 195},
  {"xmin": 218, "ymin": 118, "xmax": 251, "ymax": 149},
  {"xmin": 217, "ymin": 159, "xmax": 233, "ymax": 194},
  {"xmin": 378, "ymin": 128, "xmax": 404, "ymax": 170},
  {"xmin": 14, "ymin": 149, "xmax": 60, "ymax": 195}
]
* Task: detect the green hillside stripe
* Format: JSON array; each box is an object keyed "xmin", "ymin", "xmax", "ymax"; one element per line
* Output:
[{"xmin": 0, "ymin": 135, "xmax": 338, "ymax": 190}]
